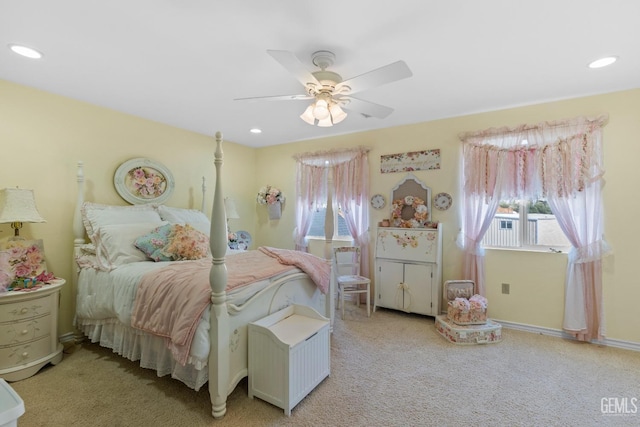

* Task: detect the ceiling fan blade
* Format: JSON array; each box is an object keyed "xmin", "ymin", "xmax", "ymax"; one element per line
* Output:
[
  {"xmin": 339, "ymin": 96, "xmax": 394, "ymax": 119},
  {"xmin": 267, "ymin": 50, "xmax": 321, "ymax": 88},
  {"xmin": 234, "ymin": 94, "xmax": 313, "ymax": 102},
  {"xmin": 337, "ymin": 60, "xmax": 412, "ymax": 95}
]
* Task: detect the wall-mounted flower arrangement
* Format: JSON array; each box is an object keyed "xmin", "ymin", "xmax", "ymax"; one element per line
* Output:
[{"xmin": 257, "ymin": 185, "xmax": 285, "ymax": 219}]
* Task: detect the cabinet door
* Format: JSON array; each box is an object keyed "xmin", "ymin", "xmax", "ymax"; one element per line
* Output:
[
  {"xmin": 403, "ymin": 263, "xmax": 433, "ymax": 315},
  {"xmin": 376, "ymin": 261, "xmax": 404, "ymax": 311}
]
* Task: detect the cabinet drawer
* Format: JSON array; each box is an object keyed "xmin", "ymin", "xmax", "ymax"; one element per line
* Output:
[
  {"xmin": 0, "ymin": 294, "xmax": 54, "ymax": 323},
  {"xmin": 0, "ymin": 335, "xmax": 51, "ymax": 369},
  {"xmin": 376, "ymin": 228, "xmax": 439, "ymax": 262},
  {"xmin": 0, "ymin": 315, "xmax": 52, "ymax": 346}
]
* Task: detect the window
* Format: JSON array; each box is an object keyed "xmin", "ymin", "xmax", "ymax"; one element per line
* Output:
[
  {"xmin": 306, "ymin": 205, "xmax": 351, "ymax": 239},
  {"xmin": 482, "ymin": 199, "xmax": 571, "ymax": 250},
  {"xmin": 499, "ymin": 220, "xmax": 513, "ymax": 230}
]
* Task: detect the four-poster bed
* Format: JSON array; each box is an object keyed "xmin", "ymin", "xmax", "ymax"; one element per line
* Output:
[{"xmin": 72, "ymin": 132, "xmax": 335, "ymax": 418}]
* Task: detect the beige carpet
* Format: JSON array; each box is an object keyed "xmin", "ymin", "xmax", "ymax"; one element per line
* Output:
[{"xmin": 9, "ymin": 306, "xmax": 640, "ymax": 427}]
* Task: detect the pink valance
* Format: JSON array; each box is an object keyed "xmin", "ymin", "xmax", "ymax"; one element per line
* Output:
[{"xmin": 459, "ymin": 115, "xmax": 608, "ymax": 200}]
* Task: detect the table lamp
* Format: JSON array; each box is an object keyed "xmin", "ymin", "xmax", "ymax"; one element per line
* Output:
[{"xmin": 0, "ymin": 188, "xmax": 46, "ymax": 237}]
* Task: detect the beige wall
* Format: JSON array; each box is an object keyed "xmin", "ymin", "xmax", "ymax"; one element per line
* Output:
[
  {"xmin": 0, "ymin": 80, "xmax": 258, "ymax": 337},
  {"xmin": 253, "ymin": 89, "xmax": 640, "ymax": 344},
  {"xmin": 2, "ymin": 78, "xmax": 638, "ymax": 345}
]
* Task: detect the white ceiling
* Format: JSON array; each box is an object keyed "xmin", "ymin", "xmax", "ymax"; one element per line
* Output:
[{"xmin": 2, "ymin": 1, "xmax": 639, "ymax": 148}]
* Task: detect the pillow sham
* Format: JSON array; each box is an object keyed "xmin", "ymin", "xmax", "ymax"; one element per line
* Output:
[
  {"xmin": 82, "ymin": 202, "xmax": 163, "ymax": 244},
  {"xmin": 134, "ymin": 223, "xmax": 174, "ymax": 262},
  {"xmin": 161, "ymin": 224, "xmax": 210, "ymax": 261},
  {"xmin": 94, "ymin": 222, "xmax": 168, "ymax": 269},
  {"xmin": 157, "ymin": 205, "xmax": 211, "ymax": 235}
]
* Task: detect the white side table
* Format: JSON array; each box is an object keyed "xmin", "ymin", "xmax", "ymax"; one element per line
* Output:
[{"xmin": 0, "ymin": 279, "xmax": 65, "ymax": 382}]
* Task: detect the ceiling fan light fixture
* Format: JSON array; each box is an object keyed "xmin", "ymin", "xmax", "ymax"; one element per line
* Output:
[
  {"xmin": 329, "ymin": 103, "xmax": 347, "ymax": 124},
  {"xmin": 300, "ymin": 104, "xmax": 316, "ymax": 125},
  {"xmin": 316, "ymin": 116, "xmax": 333, "ymax": 127},
  {"xmin": 312, "ymin": 98, "xmax": 330, "ymax": 120}
]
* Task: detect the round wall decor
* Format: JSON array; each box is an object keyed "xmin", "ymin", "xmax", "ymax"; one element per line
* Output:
[
  {"xmin": 433, "ymin": 192, "xmax": 453, "ymax": 210},
  {"xmin": 370, "ymin": 194, "xmax": 386, "ymax": 209},
  {"xmin": 114, "ymin": 158, "xmax": 175, "ymax": 205}
]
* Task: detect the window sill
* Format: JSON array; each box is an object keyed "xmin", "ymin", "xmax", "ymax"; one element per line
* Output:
[
  {"xmin": 485, "ymin": 245, "xmax": 571, "ymax": 255},
  {"xmin": 306, "ymin": 236, "xmax": 354, "ymax": 243}
]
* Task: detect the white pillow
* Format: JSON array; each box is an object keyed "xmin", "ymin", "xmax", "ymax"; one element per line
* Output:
[
  {"xmin": 157, "ymin": 205, "xmax": 211, "ymax": 235},
  {"xmin": 94, "ymin": 222, "xmax": 168, "ymax": 270},
  {"xmin": 81, "ymin": 202, "xmax": 163, "ymax": 243}
]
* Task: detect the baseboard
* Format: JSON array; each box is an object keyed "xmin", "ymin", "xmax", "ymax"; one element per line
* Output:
[
  {"xmin": 59, "ymin": 331, "xmax": 86, "ymax": 349},
  {"xmin": 493, "ymin": 319, "xmax": 640, "ymax": 352}
]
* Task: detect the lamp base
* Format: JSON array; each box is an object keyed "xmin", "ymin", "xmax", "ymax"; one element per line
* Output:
[{"xmin": 11, "ymin": 221, "xmax": 23, "ymax": 237}]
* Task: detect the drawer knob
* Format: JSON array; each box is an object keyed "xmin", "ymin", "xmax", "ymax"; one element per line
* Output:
[
  {"xmin": 21, "ymin": 329, "xmax": 29, "ymax": 335},
  {"xmin": 20, "ymin": 307, "xmax": 29, "ymax": 314},
  {"xmin": 22, "ymin": 352, "xmax": 29, "ymax": 358}
]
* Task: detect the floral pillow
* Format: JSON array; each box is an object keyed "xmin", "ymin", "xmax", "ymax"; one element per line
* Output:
[
  {"xmin": 135, "ymin": 223, "xmax": 210, "ymax": 261},
  {"xmin": 134, "ymin": 223, "xmax": 174, "ymax": 262},
  {"xmin": 162, "ymin": 224, "xmax": 210, "ymax": 260}
]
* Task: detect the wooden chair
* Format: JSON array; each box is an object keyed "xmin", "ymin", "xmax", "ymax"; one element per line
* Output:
[{"xmin": 333, "ymin": 246, "xmax": 371, "ymax": 319}]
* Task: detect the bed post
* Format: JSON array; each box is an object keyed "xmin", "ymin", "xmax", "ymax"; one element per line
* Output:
[
  {"xmin": 208, "ymin": 132, "xmax": 230, "ymax": 418},
  {"xmin": 201, "ymin": 176, "xmax": 207, "ymax": 213},
  {"xmin": 72, "ymin": 161, "xmax": 85, "ymax": 294}
]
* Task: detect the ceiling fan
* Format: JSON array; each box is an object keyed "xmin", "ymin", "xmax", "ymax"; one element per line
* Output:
[{"xmin": 235, "ymin": 50, "xmax": 413, "ymax": 127}]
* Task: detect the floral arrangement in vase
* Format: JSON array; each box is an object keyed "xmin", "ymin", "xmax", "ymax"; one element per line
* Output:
[{"xmin": 256, "ymin": 185, "xmax": 285, "ymax": 205}]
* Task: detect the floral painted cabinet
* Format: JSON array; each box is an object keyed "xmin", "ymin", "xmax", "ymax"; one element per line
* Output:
[{"xmin": 374, "ymin": 225, "xmax": 443, "ymax": 316}]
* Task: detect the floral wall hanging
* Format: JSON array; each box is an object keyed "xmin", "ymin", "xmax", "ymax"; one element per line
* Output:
[
  {"xmin": 391, "ymin": 196, "xmax": 430, "ymax": 228},
  {"xmin": 380, "ymin": 149, "xmax": 441, "ymax": 174},
  {"xmin": 257, "ymin": 185, "xmax": 285, "ymax": 219},
  {"xmin": 114, "ymin": 158, "xmax": 175, "ymax": 205}
]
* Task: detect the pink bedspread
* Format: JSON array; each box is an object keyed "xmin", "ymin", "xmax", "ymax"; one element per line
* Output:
[
  {"xmin": 131, "ymin": 248, "xmax": 329, "ymax": 366},
  {"xmin": 258, "ymin": 246, "xmax": 330, "ymax": 294}
]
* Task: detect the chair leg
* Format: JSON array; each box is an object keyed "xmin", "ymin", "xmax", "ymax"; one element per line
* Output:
[
  {"xmin": 341, "ymin": 290, "xmax": 346, "ymax": 320},
  {"xmin": 366, "ymin": 285, "xmax": 370, "ymax": 317}
]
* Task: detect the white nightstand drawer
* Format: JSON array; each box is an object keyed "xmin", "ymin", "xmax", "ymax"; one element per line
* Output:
[
  {"xmin": 0, "ymin": 294, "xmax": 54, "ymax": 323},
  {"xmin": 0, "ymin": 315, "xmax": 52, "ymax": 346},
  {"xmin": 0, "ymin": 335, "xmax": 51, "ymax": 369}
]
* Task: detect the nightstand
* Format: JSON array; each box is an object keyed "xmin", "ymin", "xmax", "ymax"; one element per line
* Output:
[{"xmin": 0, "ymin": 279, "xmax": 65, "ymax": 382}]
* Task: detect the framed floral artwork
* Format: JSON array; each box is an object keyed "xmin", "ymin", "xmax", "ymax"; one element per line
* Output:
[{"xmin": 114, "ymin": 158, "xmax": 175, "ymax": 205}]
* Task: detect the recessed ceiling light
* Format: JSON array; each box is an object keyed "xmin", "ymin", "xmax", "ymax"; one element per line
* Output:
[
  {"xmin": 250, "ymin": 128, "xmax": 262, "ymax": 134},
  {"xmin": 8, "ymin": 44, "xmax": 43, "ymax": 59},
  {"xmin": 588, "ymin": 56, "xmax": 618, "ymax": 69}
]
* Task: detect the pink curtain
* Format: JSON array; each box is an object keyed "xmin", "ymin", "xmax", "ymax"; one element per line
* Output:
[
  {"xmin": 293, "ymin": 147, "xmax": 370, "ymax": 272},
  {"xmin": 293, "ymin": 161, "xmax": 326, "ymax": 251},
  {"xmin": 333, "ymin": 150, "xmax": 370, "ymax": 276},
  {"xmin": 459, "ymin": 115, "xmax": 610, "ymax": 341}
]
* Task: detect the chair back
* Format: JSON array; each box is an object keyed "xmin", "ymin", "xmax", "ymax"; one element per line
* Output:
[{"xmin": 333, "ymin": 246, "xmax": 362, "ymax": 277}]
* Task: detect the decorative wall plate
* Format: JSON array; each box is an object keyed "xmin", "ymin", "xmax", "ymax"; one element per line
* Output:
[
  {"xmin": 433, "ymin": 192, "xmax": 453, "ymax": 210},
  {"xmin": 114, "ymin": 158, "xmax": 175, "ymax": 205},
  {"xmin": 235, "ymin": 230, "xmax": 252, "ymax": 250},
  {"xmin": 370, "ymin": 194, "xmax": 386, "ymax": 209}
]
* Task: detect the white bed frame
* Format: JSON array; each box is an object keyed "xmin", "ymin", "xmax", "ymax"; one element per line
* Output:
[{"xmin": 72, "ymin": 132, "xmax": 335, "ymax": 418}]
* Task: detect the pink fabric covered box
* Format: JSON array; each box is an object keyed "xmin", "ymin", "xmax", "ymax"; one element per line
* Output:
[
  {"xmin": 447, "ymin": 303, "xmax": 487, "ymax": 325},
  {"xmin": 435, "ymin": 315, "xmax": 502, "ymax": 345},
  {"xmin": 446, "ymin": 294, "xmax": 488, "ymax": 325}
]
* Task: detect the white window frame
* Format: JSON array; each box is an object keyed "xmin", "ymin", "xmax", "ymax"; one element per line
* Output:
[{"xmin": 305, "ymin": 204, "xmax": 352, "ymax": 241}]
